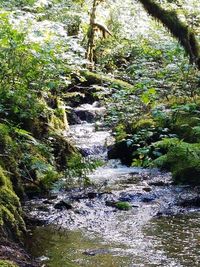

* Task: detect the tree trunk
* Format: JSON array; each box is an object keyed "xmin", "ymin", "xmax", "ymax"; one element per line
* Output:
[
  {"xmin": 86, "ymin": 0, "xmax": 98, "ymax": 64},
  {"xmin": 138, "ymin": 0, "xmax": 200, "ymax": 69}
]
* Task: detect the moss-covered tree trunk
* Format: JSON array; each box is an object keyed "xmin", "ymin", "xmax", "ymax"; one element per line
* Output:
[
  {"xmin": 138, "ymin": 0, "xmax": 200, "ymax": 69},
  {"xmin": 86, "ymin": 0, "xmax": 98, "ymax": 64}
]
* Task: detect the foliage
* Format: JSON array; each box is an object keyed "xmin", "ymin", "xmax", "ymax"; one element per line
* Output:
[
  {"xmin": 138, "ymin": 0, "xmax": 200, "ymax": 69},
  {"xmin": 0, "ymin": 260, "xmax": 18, "ymax": 267},
  {"xmin": 153, "ymin": 138, "xmax": 200, "ymax": 184},
  {"xmin": 65, "ymin": 153, "xmax": 102, "ymax": 188}
]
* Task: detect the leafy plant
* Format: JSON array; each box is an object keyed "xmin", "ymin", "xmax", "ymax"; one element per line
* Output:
[{"xmin": 64, "ymin": 153, "xmax": 102, "ymax": 188}]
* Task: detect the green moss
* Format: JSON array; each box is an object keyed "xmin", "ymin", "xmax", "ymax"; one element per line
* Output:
[
  {"xmin": 154, "ymin": 139, "xmax": 200, "ymax": 185},
  {"xmin": 139, "ymin": 0, "xmax": 200, "ymax": 68},
  {"xmin": 170, "ymin": 106, "xmax": 200, "ymax": 142},
  {"xmin": 80, "ymin": 70, "xmax": 134, "ymax": 90},
  {"xmin": 0, "ymin": 167, "xmax": 7, "ymax": 187},
  {"xmin": 135, "ymin": 118, "xmax": 156, "ymax": 130},
  {"xmin": 0, "ymin": 187, "xmax": 26, "ymax": 238},
  {"xmin": 0, "ymin": 260, "xmax": 18, "ymax": 267},
  {"xmin": 115, "ymin": 202, "xmax": 132, "ymax": 211},
  {"xmin": 0, "ymin": 169, "xmax": 26, "ymax": 240}
]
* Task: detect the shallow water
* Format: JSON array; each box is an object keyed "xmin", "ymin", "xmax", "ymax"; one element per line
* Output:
[
  {"xmin": 27, "ymin": 212, "xmax": 200, "ymax": 267},
  {"xmin": 26, "ymin": 103, "xmax": 200, "ymax": 267}
]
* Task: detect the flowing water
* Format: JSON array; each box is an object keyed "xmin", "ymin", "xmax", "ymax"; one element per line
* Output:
[{"xmin": 25, "ymin": 103, "xmax": 200, "ymax": 267}]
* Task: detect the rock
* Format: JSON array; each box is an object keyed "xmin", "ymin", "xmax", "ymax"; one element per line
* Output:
[
  {"xmin": 48, "ymin": 193, "xmax": 57, "ymax": 200},
  {"xmin": 107, "ymin": 141, "xmax": 134, "ymax": 165},
  {"xmin": 43, "ymin": 199, "xmax": 54, "ymax": 204},
  {"xmin": 37, "ymin": 206, "xmax": 50, "ymax": 212},
  {"xmin": 115, "ymin": 201, "xmax": 132, "ymax": 210},
  {"xmin": 67, "ymin": 110, "xmax": 82, "ymax": 124},
  {"xmin": 83, "ymin": 249, "xmax": 110, "ymax": 256},
  {"xmin": 70, "ymin": 193, "xmax": 87, "ymax": 201},
  {"xmin": 141, "ymin": 194, "xmax": 156, "ymax": 202},
  {"xmin": 74, "ymin": 103, "xmax": 106, "ymax": 123},
  {"xmin": 179, "ymin": 197, "xmax": 200, "ymax": 207},
  {"xmin": 54, "ymin": 199, "xmax": 73, "ymax": 210},
  {"xmin": 75, "ymin": 109, "xmax": 95, "ymax": 122},
  {"xmin": 105, "ymin": 200, "xmax": 117, "ymax": 207},
  {"xmin": 118, "ymin": 192, "xmax": 156, "ymax": 203},
  {"xmin": 143, "ymin": 187, "xmax": 152, "ymax": 192},
  {"xmin": 118, "ymin": 192, "xmax": 142, "ymax": 202},
  {"xmin": 87, "ymin": 192, "xmax": 98, "ymax": 199},
  {"xmin": 148, "ymin": 181, "xmax": 168, "ymax": 186}
]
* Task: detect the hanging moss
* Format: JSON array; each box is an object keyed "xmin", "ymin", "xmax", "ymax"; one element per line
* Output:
[{"xmin": 139, "ymin": 0, "xmax": 200, "ymax": 69}]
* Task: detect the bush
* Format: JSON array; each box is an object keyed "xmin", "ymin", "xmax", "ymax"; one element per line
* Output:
[{"xmin": 154, "ymin": 138, "xmax": 200, "ymax": 185}]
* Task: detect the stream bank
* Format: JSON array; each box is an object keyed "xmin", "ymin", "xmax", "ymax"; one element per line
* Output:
[{"xmin": 24, "ymin": 102, "xmax": 200, "ymax": 267}]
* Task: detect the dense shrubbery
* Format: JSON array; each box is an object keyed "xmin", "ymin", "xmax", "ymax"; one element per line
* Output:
[
  {"xmin": 154, "ymin": 138, "xmax": 200, "ymax": 184},
  {"xmin": 109, "ymin": 101, "xmax": 200, "ymax": 184}
]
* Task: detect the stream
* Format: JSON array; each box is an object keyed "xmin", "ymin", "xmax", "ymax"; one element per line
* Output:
[{"xmin": 25, "ymin": 102, "xmax": 200, "ymax": 267}]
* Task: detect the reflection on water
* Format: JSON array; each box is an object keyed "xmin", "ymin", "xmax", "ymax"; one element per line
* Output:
[
  {"xmin": 27, "ymin": 212, "xmax": 200, "ymax": 267},
  {"xmin": 145, "ymin": 213, "xmax": 200, "ymax": 266},
  {"xmin": 27, "ymin": 227, "xmax": 132, "ymax": 267}
]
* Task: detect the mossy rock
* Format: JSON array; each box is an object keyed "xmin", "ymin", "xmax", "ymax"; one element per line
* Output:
[
  {"xmin": 154, "ymin": 139, "xmax": 200, "ymax": 185},
  {"xmin": 0, "ymin": 260, "xmax": 18, "ymax": 267},
  {"xmin": 0, "ymin": 167, "xmax": 8, "ymax": 187},
  {"xmin": 171, "ymin": 109, "xmax": 200, "ymax": 142},
  {"xmin": 49, "ymin": 132, "xmax": 77, "ymax": 170},
  {"xmin": 0, "ymin": 167, "xmax": 26, "ymax": 240},
  {"xmin": 80, "ymin": 70, "xmax": 134, "ymax": 90},
  {"xmin": 115, "ymin": 201, "xmax": 132, "ymax": 211}
]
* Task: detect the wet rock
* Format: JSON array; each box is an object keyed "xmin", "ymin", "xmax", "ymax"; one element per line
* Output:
[
  {"xmin": 48, "ymin": 193, "xmax": 57, "ymax": 200},
  {"xmin": 107, "ymin": 141, "xmax": 134, "ymax": 165},
  {"xmin": 74, "ymin": 103, "xmax": 106, "ymax": 123},
  {"xmin": 143, "ymin": 187, "xmax": 152, "ymax": 192},
  {"xmin": 179, "ymin": 197, "xmax": 200, "ymax": 207},
  {"xmin": 83, "ymin": 249, "xmax": 111, "ymax": 256},
  {"xmin": 0, "ymin": 239, "xmax": 39, "ymax": 267},
  {"xmin": 75, "ymin": 109, "xmax": 95, "ymax": 122},
  {"xmin": 118, "ymin": 192, "xmax": 143, "ymax": 202},
  {"xmin": 74, "ymin": 209, "xmax": 89, "ymax": 215},
  {"xmin": 105, "ymin": 200, "xmax": 117, "ymax": 207},
  {"xmin": 148, "ymin": 181, "xmax": 168, "ymax": 186},
  {"xmin": 43, "ymin": 199, "xmax": 54, "ymax": 204},
  {"xmin": 54, "ymin": 199, "xmax": 73, "ymax": 210},
  {"xmin": 70, "ymin": 193, "xmax": 87, "ymax": 201},
  {"xmin": 67, "ymin": 110, "xmax": 82, "ymax": 125},
  {"xmin": 115, "ymin": 201, "xmax": 132, "ymax": 210},
  {"xmin": 118, "ymin": 192, "xmax": 156, "ymax": 203},
  {"xmin": 37, "ymin": 206, "xmax": 50, "ymax": 212},
  {"xmin": 142, "ymin": 195, "xmax": 156, "ymax": 202},
  {"xmin": 87, "ymin": 192, "xmax": 98, "ymax": 199}
]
